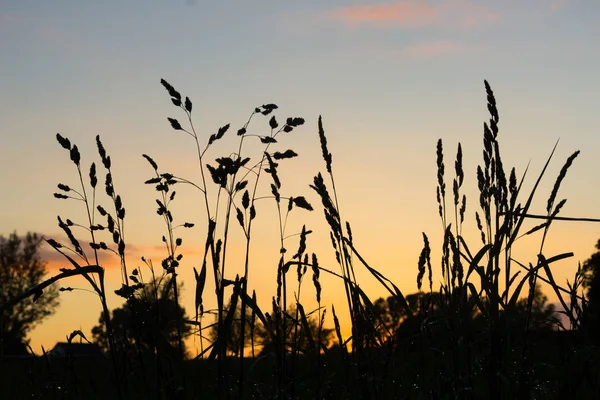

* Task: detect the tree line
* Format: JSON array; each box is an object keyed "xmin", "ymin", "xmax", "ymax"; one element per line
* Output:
[{"xmin": 2, "ymin": 231, "xmax": 600, "ymax": 356}]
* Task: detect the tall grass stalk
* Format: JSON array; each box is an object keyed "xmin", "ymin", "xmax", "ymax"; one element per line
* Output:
[{"xmin": 49, "ymin": 134, "xmax": 128, "ymax": 399}]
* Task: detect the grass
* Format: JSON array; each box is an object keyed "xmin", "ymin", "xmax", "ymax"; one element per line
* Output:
[{"xmin": 1, "ymin": 79, "xmax": 599, "ymax": 399}]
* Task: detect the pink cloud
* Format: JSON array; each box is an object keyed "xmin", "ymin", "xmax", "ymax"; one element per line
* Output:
[
  {"xmin": 550, "ymin": 0, "xmax": 570, "ymax": 11},
  {"xmin": 324, "ymin": 0, "xmax": 499, "ymax": 30},
  {"xmin": 447, "ymin": 0, "xmax": 500, "ymax": 29},
  {"xmin": 39, "ymin": 233, "xmax": 149, "ymax": 272},
  {"xmin": 0, "ymin": 12, "xmax": 84, "ymax": 52},
  {"xmin": 0, "ymin": 13, "xmax": 29, "ymax": 32},
  {"xmin": 0, "ymin": 13, "xmax": 22, "ymax": 24},
  {"xmin": 331, "ymin": 1, "xmax": 440, "ymax": 28}
]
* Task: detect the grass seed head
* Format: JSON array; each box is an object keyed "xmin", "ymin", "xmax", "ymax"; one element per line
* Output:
[
  {"xmin": 455, "ymin": 143, "xmax": 464, "ymax": 187},
  {"xmin": 318, "ymin": 116, "xmax": 332, "ymax": 173},
  {"xmin": 547, "ymin": 150, "xmax": 580, "ymax": 213},
  {"xmin": 311, "ymin": 253, "xmax": 321, "ymax": 303},
  {"xmin": 436, "ymin": 139, "xmax": 445, "ymax": 198},
  {"xmin": 56, "ymin": 133, "xmax": 71, "ymax": 150}
]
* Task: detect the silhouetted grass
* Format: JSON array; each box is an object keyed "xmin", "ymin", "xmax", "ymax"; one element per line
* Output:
[{"xmin": 1, "ymin": 79, "xmax": 599, "ymax": 399}]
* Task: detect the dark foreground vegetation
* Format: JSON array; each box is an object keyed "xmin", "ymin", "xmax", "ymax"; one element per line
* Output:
[
  {"xmin": 2, "ymin": 327, "xmax": 598, "ymax": 400},
  {"xmin": 2, "ymin": 80, "xmax": 600, "ymax": 399}
]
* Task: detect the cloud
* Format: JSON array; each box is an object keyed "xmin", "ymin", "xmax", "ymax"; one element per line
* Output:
[
  {"xmin": 449, "ymin": 0, "xmax": 500, "ymax": 29},
  {"xmin": 330, "ymin": 1, "xmax": 440, "ymax": 28},
  {"xmin": 38, "ymin": 233, "xmax": 150, "ymax": 272},
  {"xmin": 0, "ymin": 12, "xmax": 85, "ymax": 53},
  {"xmin": 323, "ymin": 0, "xmax": 499, "ymax": 30},
  {"xmin": 38, "ymin": 232, "xmax": 205, "ymax": 276},
  {"xmin": 0, "ymin": 13, "xmax": 26, "ymax": 27},
  {"xmin": 550, "ymin": 0, "xmax": 570, "ymax": 11},
  {"xmin": 39, "ymin": 235, "xmax": 118, "ymax": 272},
  {"xmin": 401, "ymin": 40, "xmax": 468, "ymax": 58}
]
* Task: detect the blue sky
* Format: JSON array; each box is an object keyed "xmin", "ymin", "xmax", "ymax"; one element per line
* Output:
[{"xmin": 1, "ymin": 0, "xmax": 599, "ymax": 352}]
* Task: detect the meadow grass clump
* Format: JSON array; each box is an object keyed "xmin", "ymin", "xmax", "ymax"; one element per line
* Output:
[
  {"xmin": 1, "ymin": 79, "xmax": 600, "ymax": 399},
  {"xmin": 307, "ymin": 80, "xmax": 597, "ymax": 399},
  {"xmin": 402, "ymin": 81, "xmax": 591, "ymax": 399}
]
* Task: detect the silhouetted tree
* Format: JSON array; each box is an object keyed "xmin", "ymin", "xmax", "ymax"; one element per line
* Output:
[
  {"xmin": 582, "ymin": 240, "xmax": 600, "ymax": 336},
  {"xmin": 374, "ymin": 287, "xmax": 556, "ymax": 344},
  {"xmin": 372, "ymin": 292, "xmax": 441, "ymax": 338},
  {"xmin": 0, "ymin": 232, "xmax": 59, "ymax": 355},
  {"xmin": 91, "ymin": 276, "xmax": 190, "ymax": 357},
  {"xmin": 372, "ymin": 296, "xmax": 405, "ymax": 335},
  {"xmin": 513, "ymin": 283, "xmax": 557, "ymax": 331},
  {"xmin": 207, "ymin": 301, "xmax": 258, "ymax": 356},
  {"xmin": 207, "ymin": 303, "xmax": 334, "ymax": 357},
  {"xmin": 255, "ymin": 305, "xmax": 334, "ymax": 356}
]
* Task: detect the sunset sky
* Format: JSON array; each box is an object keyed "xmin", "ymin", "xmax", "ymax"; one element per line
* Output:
[{"xmin": 1, "ymin": 0, "xmax": 599, "ymax": 353}]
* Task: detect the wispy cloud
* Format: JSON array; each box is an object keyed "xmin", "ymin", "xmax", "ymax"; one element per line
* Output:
[
  {"xmin": 0, "ymin": 12, "xmax": 26, "ymax": 27},
  {"xmin": 449, "ymin": 0, "xmax": 500, "ymax": 29},
  {"xmin": 550, "ymin": 0, "xmax": 570, "ymax": 11},
  {"xmin": 0, "ymin": 12, "xmax": 85, "ymax": 53},
  {"xmin": 330, "ymin": 1, "xmax": 440, "ymax": 28},
  {"xmin": 40, "ymin": 237, "xmax": 118, "ymax": 272},
  {"xmin": 323, "ymin": 0, "xmax": 499, "ymax": 30},
  {"xmin": 39, "ymin": 233, "xmax": 150, "ymax": 272}
]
